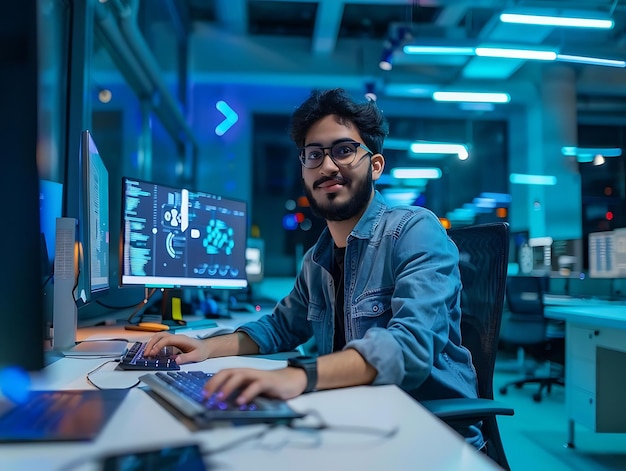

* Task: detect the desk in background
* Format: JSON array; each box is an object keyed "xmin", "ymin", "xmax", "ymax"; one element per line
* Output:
[
  {"xmin": 1, "ymin": 317, "xmax": 500, "ymax": 470},
  {"xmin": 544, "ymin": 301, "xmax": 626, "ymax": 448}
]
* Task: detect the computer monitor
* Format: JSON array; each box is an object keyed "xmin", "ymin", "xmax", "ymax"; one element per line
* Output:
[
  {"xmin": 588, "ymin": 229, "xmax": 626, "ymax": 278},
  {"xmin": 120, "ymin": 178, "xmax": 248, "ymax": 318},
  {"xmin": 76, "ymin": 130, "xmax": 110, "ymax": 304}
]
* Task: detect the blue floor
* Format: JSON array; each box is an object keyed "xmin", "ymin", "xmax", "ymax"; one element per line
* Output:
[{"xmin": 494, "ymin": 357, "xmax": 626, "ymax": 471}]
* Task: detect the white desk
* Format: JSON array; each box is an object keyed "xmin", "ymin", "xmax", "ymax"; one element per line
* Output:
[
  {"xmin": 544, "ymin": 301, "xmax": 626, "ymax": 447},
  {"xmin": 0, "ymin": 321, "xmax": 500, "ymax": 471}
]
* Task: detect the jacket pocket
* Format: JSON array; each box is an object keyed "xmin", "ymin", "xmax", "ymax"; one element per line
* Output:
[{"xmin": 351, "ymin": 289, "xmax": 393, "ymax": 338}]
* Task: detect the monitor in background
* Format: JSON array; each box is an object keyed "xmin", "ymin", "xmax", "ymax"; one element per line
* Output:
[
  {"xmin": 550, "ymin": 238, "xmax": 583, "ymax": 277},
  {"xmin": 120, "ymin": 178, "xmax": 248, "ymax": 321},
  {"xmin": 588, "ymin": 229, "xmax": 626, "ymax": 278},
  {"xmin": 76, "ymin": 130, "xmax": 110, "ymax": 304},
  {"xmin": 51, "ymin": 131, "xmax": 122, "ymax": 356}
]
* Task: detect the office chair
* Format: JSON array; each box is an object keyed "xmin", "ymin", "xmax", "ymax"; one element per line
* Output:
[
  {"xmin": 422, "ymin": 222, "xmax": 514, "ymax": 470},
  {"xmin": 498, "ymin": 276, "xmax": 565, "ymax": 402}
]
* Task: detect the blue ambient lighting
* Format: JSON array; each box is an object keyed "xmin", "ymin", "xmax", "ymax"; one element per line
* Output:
[
  {"xmin": 215, "ymin": 101, "xmax": 239, "ymax": 136},
  {"xmin": 509, "ymin": 173, "xmax": 557, "ymax": 185}
]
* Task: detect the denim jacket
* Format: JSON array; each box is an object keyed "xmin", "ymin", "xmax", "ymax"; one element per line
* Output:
[{"xmin": 238, "ymin": 191, "xmax": 479, "ymax": 402}]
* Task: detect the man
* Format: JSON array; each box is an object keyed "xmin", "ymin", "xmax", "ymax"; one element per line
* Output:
[{"xmin": 145, "ymin": 88, "xmax": 482, "ymax": 447}]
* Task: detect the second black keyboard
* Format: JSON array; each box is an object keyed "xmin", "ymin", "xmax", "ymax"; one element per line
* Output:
[{"xmin": 117, "ymin": 341, "xmax": 180, "ymax": 371}]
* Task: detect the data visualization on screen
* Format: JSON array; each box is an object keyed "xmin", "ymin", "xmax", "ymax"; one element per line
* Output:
[{"xmin": 121, "ymin": 178, "xmax": 248, "ymax": 289}]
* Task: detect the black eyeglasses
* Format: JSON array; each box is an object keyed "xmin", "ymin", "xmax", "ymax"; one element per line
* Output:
[{"xmin": 298, "ymin": 140, "xmax": 373, "ymax": 169}]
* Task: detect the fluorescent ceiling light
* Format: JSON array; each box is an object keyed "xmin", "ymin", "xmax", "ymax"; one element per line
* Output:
[
  {"xmin": 557, "ymin": 54, "xmax": 626, "ymax": 67},
  {"xmin": 403, "ymin": 45, "xmax": 474, "ymax": 55},
  {"xmin": 500, "ymin": 13, "xmax": 614, "ymax": 29},
  {"xmin": 391, "ymin": 167, "xmax": 442, "ymax": 179},
  {"xmin": 475, "ymin": 47, "xmax": 557, "ymax": 61},
  {"xmin": 433, "ymin": 91, "xmax": 510, "ymax": 103},
  {"xmin": 561, "ymin": 147, "xmax": 622, "ymax": 158},
  {"xmin": 410, "ymin": 142, "xmax": 469, "ymax": 160},
  {"xmin": 509, "ymin": 173, "xmax": 557, "ymax": 185}
]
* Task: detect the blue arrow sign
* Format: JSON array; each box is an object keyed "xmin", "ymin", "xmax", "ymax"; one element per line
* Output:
[{"xmin": 215, "ymin": 100, "xmax": 238, "ymax": 136}]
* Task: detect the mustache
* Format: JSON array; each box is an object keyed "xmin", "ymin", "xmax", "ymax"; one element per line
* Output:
[{"xmin": 313, "ymin": 175, "xmax": 349, "ymax": 189}]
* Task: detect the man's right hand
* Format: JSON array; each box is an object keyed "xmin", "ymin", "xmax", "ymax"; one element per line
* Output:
[{"xmin": 143, "ymin": 332, "xmax": 210, "ymax": 364}]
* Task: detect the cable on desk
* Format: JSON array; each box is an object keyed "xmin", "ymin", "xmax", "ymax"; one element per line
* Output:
[
  {"xmin": 203, "ymin": 423, "xmax": 278, "ymax": 456},
  {"xmin": 85, "ymin": 359, "xmax": 140, "ymax": 390},
  {"xmin": 287, "ymin": 409, "xmax": 398, "ymax": 440},
  {"xmin": 205, "ymin": 410, "xmax": 398, "ymax": 457}
]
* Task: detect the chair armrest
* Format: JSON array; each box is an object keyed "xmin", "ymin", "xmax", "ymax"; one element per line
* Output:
[{"xmin": 421, "ymin": 398, "xmax": 514, "ymax": 420}]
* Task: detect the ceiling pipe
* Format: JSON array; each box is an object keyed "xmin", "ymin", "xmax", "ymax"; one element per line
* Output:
[{"xmin": 94, "ymin": 0, "xmax": 199, "ymax": 152}]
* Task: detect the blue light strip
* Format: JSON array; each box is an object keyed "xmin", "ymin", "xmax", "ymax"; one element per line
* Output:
[
  {"xmin": 391, "ymin": 167, "xmax": 442, "ymax": 179},
  {"xmin": 403, "ymin": 45, "xmax": 474, "ymax": 55},
  {"xmin": 475, "ymin": 47, "xmax": 557, "ymax": 61},
  {"xmin": 410, "ymin": 142, "xmax": 469, "ymax": 160},
  {"xmin": 500, "ymin": 13, "xmax": 614, "ymax": 29},
  {"xmin": 557, "ymin": 54, "xmax": 625, "ymax": 68},
  {"xmin": 509, "ymin": 173, "xmax": 557, "ymax": 185},
  {"xmin": 433, "ymin": 91, "xmax": 510, "ymax": 103}
]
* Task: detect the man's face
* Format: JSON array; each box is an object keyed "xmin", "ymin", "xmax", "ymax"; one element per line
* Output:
[{"xmin": 301, "ymin": 115, "xmax": 376, "ymax": 222}]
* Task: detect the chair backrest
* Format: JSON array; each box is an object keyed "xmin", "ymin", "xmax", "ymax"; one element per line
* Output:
[
  {"xmin": 448, "ymin": 222, "xmax": 510, "ymax": 402},
  {"xmin": 448, "ymin": 222, "xmax": 510, "ymax": 469}
]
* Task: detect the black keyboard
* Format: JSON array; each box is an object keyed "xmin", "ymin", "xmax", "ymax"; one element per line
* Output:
[
  {"xmin": 140, "ymin": 371, "xmax": 304, "ymax": 425},
  {"xmin": 154, "ymin": 371, "xmax": 262, "ymax": 411},
  {"xmin": 117, "ymin": 341, "xmax": 180, "ymax": 371}
]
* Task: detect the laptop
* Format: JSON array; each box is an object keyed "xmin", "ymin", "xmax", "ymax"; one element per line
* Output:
[
  {"xmin": 139, "ymin": 371, "xmax": 304, "ymax": 429},
  {"xmin": 0, "ymin": 389, "xmax": 128, "ymax": 442}
]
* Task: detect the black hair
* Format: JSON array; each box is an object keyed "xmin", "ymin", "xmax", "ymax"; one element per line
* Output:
[{"xmin": 289, "ymin": 88, "xmax": 389, "ymax": 155}]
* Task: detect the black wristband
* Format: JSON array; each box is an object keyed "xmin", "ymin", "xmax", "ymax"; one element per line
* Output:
[{"xmin": 287, "ymin": 355, "xmax": 318, "ymax": 393}]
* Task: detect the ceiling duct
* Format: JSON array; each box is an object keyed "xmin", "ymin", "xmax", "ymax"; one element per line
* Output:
[{"xmin": 94, "ymin": 0, "xmax": 198, "ymax": 153}]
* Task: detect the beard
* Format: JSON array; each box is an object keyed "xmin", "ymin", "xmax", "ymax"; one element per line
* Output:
[{"xmin": 303, "ymin": 167, "xmax": 373, "ymax": 221}]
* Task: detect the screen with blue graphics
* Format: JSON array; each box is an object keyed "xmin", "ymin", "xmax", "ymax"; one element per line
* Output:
[{"xmin": 121, "ymin": 178, "xmax": 248, "ymax": 289}]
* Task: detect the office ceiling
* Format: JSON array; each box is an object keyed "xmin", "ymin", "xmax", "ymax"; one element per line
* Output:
[{"xmin": 178, "ymin": 0, "xmax": 626, "ymax": 110}]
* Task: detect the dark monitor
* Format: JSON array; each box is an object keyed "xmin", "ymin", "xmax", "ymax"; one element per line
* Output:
[
  {"xmin": 120, "ymin": 178, "xmax": 248, "ymax": 291},
  {"xmin": 76, "ymin": 130, "xmax": 110, "ymax": 304},
  {"xmin": 0, "ymin": 0, "xmax": 45, "ymax": 378}
]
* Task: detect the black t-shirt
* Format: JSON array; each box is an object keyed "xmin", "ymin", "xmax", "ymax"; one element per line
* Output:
[{"xmin": 332, "ymin": 245, "xmax": 346, "ymax": 351}]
